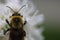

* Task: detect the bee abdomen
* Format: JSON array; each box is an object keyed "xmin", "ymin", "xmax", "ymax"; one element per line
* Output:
[{"xmin": 9, "ymin": 29, "xmax": 26, "ymax": 40}]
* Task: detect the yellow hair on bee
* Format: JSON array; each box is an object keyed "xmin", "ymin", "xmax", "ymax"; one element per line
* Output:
[
  {"xmin": 10, "ymin": 16, "xmax": 24, "ymax": 27},
  {"xmin": 10, "ymin": 16, "xmax": 24, "ymax": 25}
]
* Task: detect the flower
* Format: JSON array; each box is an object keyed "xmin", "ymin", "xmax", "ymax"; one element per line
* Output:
[{"xmin": 0, "ymin": 0, "xmax": 44, "ymax": 40}]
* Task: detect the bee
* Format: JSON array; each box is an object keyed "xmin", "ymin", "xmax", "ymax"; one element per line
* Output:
[{"xmin": 4, "ymin": 5, "xmax": 27, "ymax": 40}]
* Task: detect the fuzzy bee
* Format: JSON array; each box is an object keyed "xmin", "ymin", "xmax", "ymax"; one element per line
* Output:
[{"xmin": 4, "ymin": 5, "xmax": 27, "ymax": 40}]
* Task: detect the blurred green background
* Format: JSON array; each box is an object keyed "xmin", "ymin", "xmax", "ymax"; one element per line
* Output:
[{"xmin": 32, "ymin": 0, "xmax": 60, "ymax": 40}]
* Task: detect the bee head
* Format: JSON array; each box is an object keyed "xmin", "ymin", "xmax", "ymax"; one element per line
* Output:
[{"xmin": 6, "ymin": 5, "xmax": 26, "ymax": 29}]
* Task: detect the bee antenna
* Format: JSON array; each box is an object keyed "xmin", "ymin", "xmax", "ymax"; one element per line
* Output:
[
  {"xmin": 6, "ymin": 6, "xmax": 15, "ymax": 12},
  {"xmin": 18, "ymin": 5, "xmax": 26, "ymax": 12}
]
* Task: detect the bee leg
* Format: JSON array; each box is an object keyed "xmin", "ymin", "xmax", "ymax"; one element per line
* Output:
[
  {"xmin": 24, "ymin": 21, "xmax": 27, "ymax": 25},
  {"xmin": 6, "ymin": 19, "xmax": 9, "ymax": 24},
  {"xmin": 4, "ymin": 28, "xmax": 10, "ymax": 35},
  {"xmin": 5, "ymin": 19, "xmax": 11, "ymax": 26},
  {"xmin": 23, "ymin": 30, "xmax": 26, "ymax": 36}
]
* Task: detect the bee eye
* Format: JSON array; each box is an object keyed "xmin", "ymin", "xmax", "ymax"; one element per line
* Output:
[
  {"xmin": 18, "ymin": 14, "xmax": 23, "ymax": 17},
  {"xmin": 18, "ymin": 14, "xmax": 20, "ymax": 16}
]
